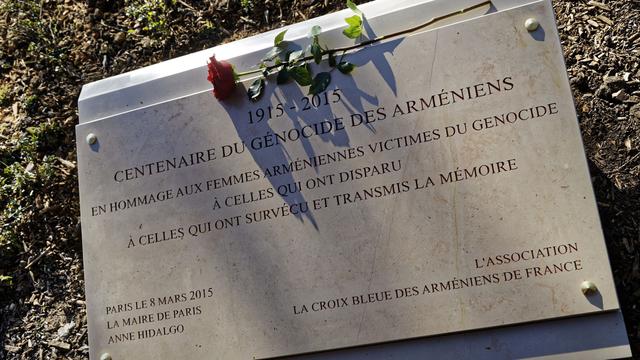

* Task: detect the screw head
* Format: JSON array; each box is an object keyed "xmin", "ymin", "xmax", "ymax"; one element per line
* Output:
[
  {"xmin": 100, "ymin": 353, "xmax": 112, "ymax": 360},
  {"xmin": 86, "ymin": 133, "xmax": 97, "ymax": 145},
  {"xmin": 581, "ymin": 281, "xmax": 598, "ymax": 295},
  {"xmin": 525, "ymin": 18, "xmax": 539, "ymax": 32}
]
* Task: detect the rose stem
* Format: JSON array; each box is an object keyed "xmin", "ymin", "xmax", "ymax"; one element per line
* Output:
[{"xmin": 234, "ymin": 0, "xmax": 492, "ymax": 79}]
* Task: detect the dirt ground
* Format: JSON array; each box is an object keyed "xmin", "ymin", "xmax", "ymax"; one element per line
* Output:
[{"xmin": 0, "ymin": 0, "xmax": 638, "ymax": 358}]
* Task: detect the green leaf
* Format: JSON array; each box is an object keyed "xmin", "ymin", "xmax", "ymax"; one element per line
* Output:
[
  {"xmin": 288, "ymin": 49, "xmax": 304, "ymax": 64},
  {"xmin": 263, "ymin": 46, "xmax": 283, "ymax": 61},
  {"xmin": 309, "ymin": 26, "xmax": 321, "ymax": 62},
  {"xmin": 342, "ymin": 15, "xmax": 363, "ymax": 39},
  {"xmin": 309, "ymin": 72, "xmax": 331, "ymax": 95},
  {"xmin": 343, "ymin": 24, "xmax": 362, "ymax": 39},
  {"xmin": 289, "ymin": 65, "xmax": 312, "ymax": 86},
  {"xmin": 309, "ymin": 25, "xmax": 321, "ymax": 38},
  {"xmin": 328, "ymin": 52, "xmax": 337, "ymax": 67},
  {"xmin": 277, "ymin": 66, "xmax": 291, "ymax": 84},
  {"xmin": 274, "ymin": 29, "xmax": 287, "ymax": 46},
  {"xmin": 264, "ymin": 38, "xmax": 294, "ymax": 61},
  {"xmin": 311, "ymin": 43, "xmax": 323, "ymax": 64},
  {"xmin": 277, "ymin": 40, "xmax": 292, "ymax": 49},
  {"xmin": 346, "ymin": 0, "xmax": 363, "ymax": 16},
  {"xmin": 344, "ymin": 14, "xmax": 362, "ymax": 27},
  {"xmin": 337, "ymin": 61, "xmax": 356, "ymax": 74},
  {"xmin": 247, "ymin": 78, "xmax": 265, "ymax": 102}
]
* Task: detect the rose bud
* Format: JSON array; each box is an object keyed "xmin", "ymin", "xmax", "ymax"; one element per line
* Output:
[{"xmin": 207, "ymin": 55, "xmax": 237, "ymax": 100}]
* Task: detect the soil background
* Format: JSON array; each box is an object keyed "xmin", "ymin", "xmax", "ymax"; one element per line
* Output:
[{"xmin": 0, "ymin": 0, "xmax": 638, "ymax": 359}]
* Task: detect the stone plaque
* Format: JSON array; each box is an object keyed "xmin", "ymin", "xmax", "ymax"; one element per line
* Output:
[{"xmin": 77, "ymin": 1, "xmax": 624, "ymax": 359}]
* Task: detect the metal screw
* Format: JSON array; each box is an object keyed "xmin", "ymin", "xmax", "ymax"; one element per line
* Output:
[
  {"xmin": 86, "ymin": 133, "xmax": 98, "ymax": 145},
  {"xmin": 581, "ymin": 281, "xmax": 598, "ymax": 295},
  {"xmin": 100, "ymin": 353, "xmax": 112, "ymax": 360},
  {"xmin": 525, "ymin": 18, "xmax": 539, "ymax": 32}
]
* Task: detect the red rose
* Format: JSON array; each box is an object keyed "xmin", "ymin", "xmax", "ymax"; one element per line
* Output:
[{"xmin": 207, "ymin": 55, "xmax": 236, "ymax": 100}]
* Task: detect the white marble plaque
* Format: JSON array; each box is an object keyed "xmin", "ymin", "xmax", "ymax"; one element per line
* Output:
[{"xmin": 77, "ymin": 1, "xmax": 625, "ymax": 359}]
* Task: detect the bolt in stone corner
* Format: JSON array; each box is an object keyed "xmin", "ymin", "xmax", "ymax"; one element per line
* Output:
[
  {"xmin": 581, "ymin": 281, "xmax": 598, "ymax": 295},
  {"xmin": 525, "ymin": 18, "xmax": 539, "ymax": 32},
  {"xmin": 86, "ymin": 133, "xmax": 98, "ymax": 145},
  {"xmin": 100, "ymin": 353, "xmax": 112, "ymax": 360}
]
